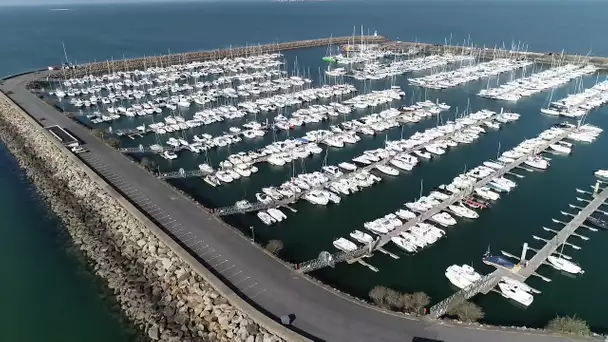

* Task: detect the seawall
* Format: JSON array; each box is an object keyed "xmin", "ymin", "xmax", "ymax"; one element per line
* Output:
[
  {"xmin": 0, "ymin": 93, "xmax": 297, "ymax": 341},
  {"xmin": 53, "ymin": 35, "xmax": 387, "ymax": 79}
]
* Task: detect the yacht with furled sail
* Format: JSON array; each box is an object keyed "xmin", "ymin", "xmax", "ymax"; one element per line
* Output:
[{"xmin": 547, "ymin": 255, "xmax": 584, "ymax": 274}]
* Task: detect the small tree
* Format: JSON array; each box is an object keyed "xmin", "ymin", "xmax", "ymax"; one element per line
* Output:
[
  {"xmin": 106, "ymin": 137, "xmax": 120, "ymax": 149},
  {"xmin": 400, "ymin": 293, "xmax": 414, "ymax": 312},
  {"xmin": 265, "ymin": 240, "xmax": 283, "ymax": 255},
  {"xmin": 140, "ymin": 157, "xmax": 156, "ymax": 171},
  {"xmin": 545, "ymin": 315, "xmax": 591, "ymax": 336},
  {"xmin": 448, "ymin": 300, "xmax": 484, "ymax": 323},
  {"xmin": 92, "ymin": 129, "xmax": 105, "ymax": 140},
  {"xmin": 384, "ymin": 288, "xmax": 402, "ymax": 310},
  {"xmin": 369, "ymin": 286, "xmax": 388, "ymax": 307},
  {"xmin": 410, "ymin": 292, "xmax": 431, "ymax": 314}
]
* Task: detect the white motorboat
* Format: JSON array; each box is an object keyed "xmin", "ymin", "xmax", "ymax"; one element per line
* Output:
[
  {"xmin": 429, "ymin": 190, "xmax": 450, "ymax": 201},
  {"xmin": 483, "ymin": 161, "xmax": 505, "ymax": 170},
  {"xmin": 304, "ymin": 190, "xmax": 330, "ymax": 205},
  {"xmin": 501, "ymin": 277, "xmax": 535, "ymax": 294},
  {"xmin": 256, "ymin": 192, "xmax": 273, "ymax": 204},
  {"xmin": 364, "ymin": 221, "xmax": 389, "ymax": 234},
  {"xmin": 549, "ymin": 142, "xmax": 571, "ymax": 154},
  {"xmin": 257, "ymin": 211, "xmax": 275, "ymax": 225},
  {"xmin": 216, "ymin": 171, "xmax": 234, "ymax": 183},
  {"xmin": 547, "ymin": 255, "xmax": 584, "ymax": 274},
  {"xmin": 454, "ymin": 265, "xmax": 480, "ymax": 284},
  {"xmin": 322, "ymin": 165, "xmax": 343, "ymax": 178},
  {"xmin": 431, "ymin": 212, "xmax": 457, "ymax": 226},
  {"xmin": 395, "ymin": 209, "xmax": 416, "ymax": 220},
  {"xmin": 425, "ymin": 144, "xmax": 446, "ymax": 155},
  {"xmin": 498, "ymin": 282, "xmax": 534, "ymax": 306},
  {"xmin": 524, "ymin": 156, "xmax": 549, "ymax": 170},
  {"xmin": 349, "ymin": 230, "xmax": 374, "ymax": 244},
  {"xmin": 267, "ymin": 208, "xmax": 287, "ymax": 222},
  {"xmin": 204, "ymin": 175, "xmax": 219, "ymax": 187},
  {"xmin": 389, "ymin": 158, "xmax": 414, "ymax": 171},
  {"xmin": 333, "ymin": 237, "xmax": 358, "ymax": 252},
  {"xmin": 338, "ymin": 162, "xmax": 358, "ymax": 171},
  {"xmin": 594, "ymin": 169, "xmax": 608, "ymax": 179},
  {"xmin": 448, "ymin": 204, "xmax": 479, "ymax": 219},
  {"xmin": 391, "ymin": 236, "xmax": 417, "ymax": 253},
  {"xmin": 445, "ymin": 265, "xmax": 472, "ymax": 289},
  {"xmin": 161, "ymin": 150, "xmax": 178, "ymax": 160},
  {"xmin": 413, "ymin": 150, "xmax": 432, "ymax": 160},
  {"xmin": 475, "ymin": 187, "xmax": 500, "ymax": 200},
  {"xmin": 405, "ymin": 201, "xmax": 432, "ymax": 213},
  {"xmin": 326, "ymin": 191, "xmax": 342, "ymax": 204},
  {"xmin": 198, "ymin": 163, "xmax": 214, "ymax": 174},
  {"xmin": 376, "ymin": 164, "xmax": 399, "ymax": 176},
  {"xmin": 352, "ymin": 155, "xmax": 372, "ymax": 165}
]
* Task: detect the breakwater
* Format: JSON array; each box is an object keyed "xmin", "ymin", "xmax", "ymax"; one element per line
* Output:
[
  {"xmin": 382, "ymin": 41, "xmax": 608, "ymax": 69},
  {"xmin": 0, "ymin": 93, "xmax": 286, "ymax": 342},
  {"xmin": 54, "ymin": 35, "xmax": 387, "ymax": 79}
]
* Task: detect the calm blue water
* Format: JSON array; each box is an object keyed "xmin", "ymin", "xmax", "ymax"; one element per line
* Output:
[{"xmin": 1, "ymin": 0, "xmax": 608, "ymax": 338}]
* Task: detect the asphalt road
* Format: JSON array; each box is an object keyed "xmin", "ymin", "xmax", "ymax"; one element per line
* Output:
[{"xmin": 1, "ymin": 72, "xmax": 597, "ymax": 342}]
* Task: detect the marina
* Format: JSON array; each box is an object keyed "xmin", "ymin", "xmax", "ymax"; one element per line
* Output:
[
  {"xmin": 429, "ymin": 178, "xmax": 608, "ymax": 318},
  {"xmin": 36, "ymin": 30, "xmax": 608, "ymax": 335}
]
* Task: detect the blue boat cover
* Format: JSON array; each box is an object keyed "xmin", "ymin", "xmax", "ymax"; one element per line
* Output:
[{"xmin": 485, "ymin": 255, "xmax": 515, "ymax": 269}]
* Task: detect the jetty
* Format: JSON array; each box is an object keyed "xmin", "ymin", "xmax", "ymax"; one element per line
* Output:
[
  {"xmin": 427, "ymin": 181, "xmax": 608, "ymax": 319},
  {"xmin": 296, "ymin": 126, "xmax": 575, "ymax": 274}
]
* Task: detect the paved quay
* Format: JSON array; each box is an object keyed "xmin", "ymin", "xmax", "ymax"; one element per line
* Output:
[{"xmin": 2, "ymin": 71, "xmax": 600, "ymax": 342}]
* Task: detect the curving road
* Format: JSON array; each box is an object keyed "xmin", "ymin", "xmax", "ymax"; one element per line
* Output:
[{"xmin": 1, "ymin": 71, "xmax": 597, "ymax": 342}]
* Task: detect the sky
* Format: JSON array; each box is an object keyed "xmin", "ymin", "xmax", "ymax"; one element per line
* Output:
[
  {"xmin": 0, "ymin": 0, "xmax": 592, "ymax": 7},
  {"xmin": 0, "ymin": 0, "xmax": 251, "ymax": 6}
]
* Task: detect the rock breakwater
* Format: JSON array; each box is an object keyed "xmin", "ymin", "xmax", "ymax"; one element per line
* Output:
[{"xmin": 0, "ymin": 94, "xmax": 284, "ymax": 342}]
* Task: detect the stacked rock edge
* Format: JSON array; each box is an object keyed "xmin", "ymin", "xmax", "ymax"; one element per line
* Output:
[{"xmin": 0, "ymin": 95, "xmax": 283, "ymax": 342}]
